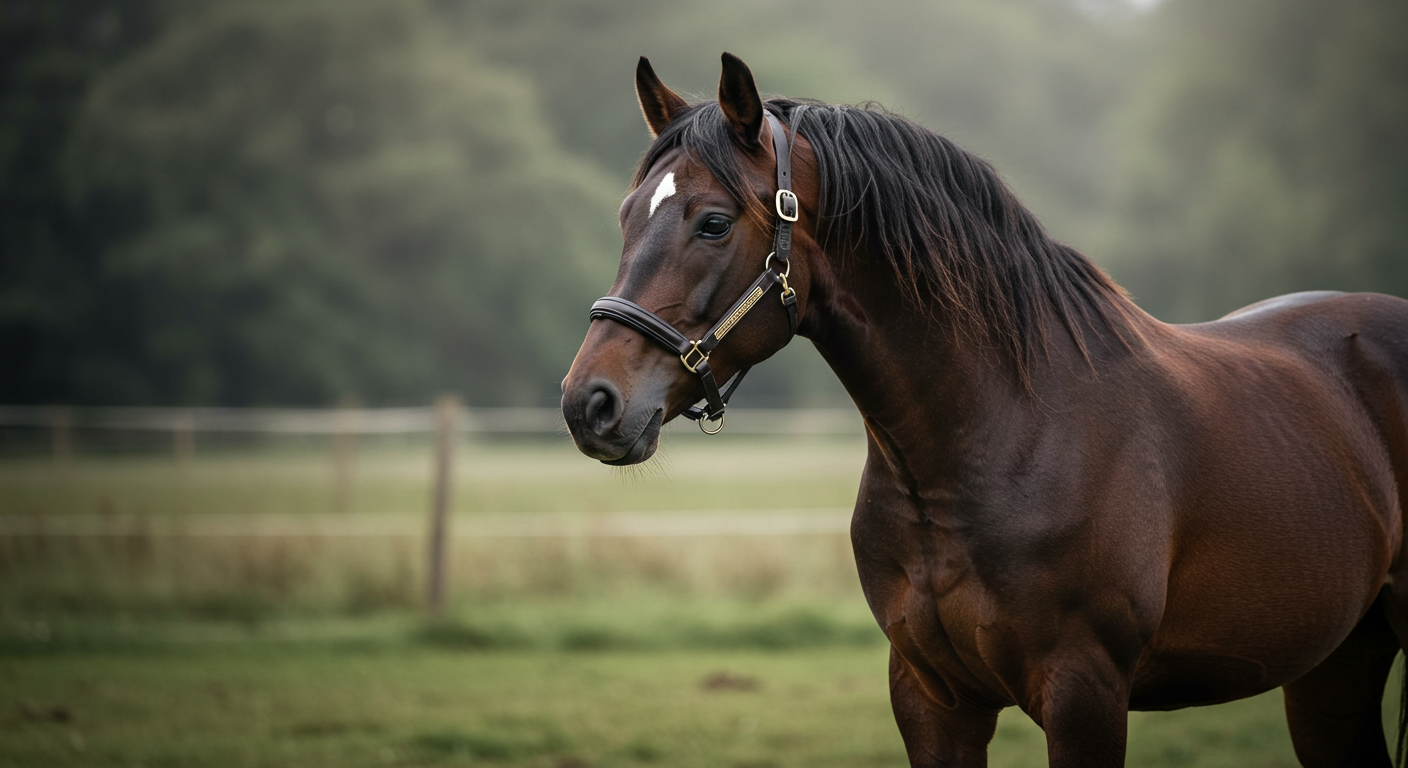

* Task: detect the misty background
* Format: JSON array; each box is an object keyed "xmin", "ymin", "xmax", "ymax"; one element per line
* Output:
[
  {"xmin": 4, "ymin": 0, "xmax": 1406, "ymax": 410},
  {"xmin": 3, "ymin": 5, "xmax": 1405, "ymax": 763}
]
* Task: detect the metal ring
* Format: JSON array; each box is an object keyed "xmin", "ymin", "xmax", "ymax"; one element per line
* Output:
[
  {"xmin": 764, "ymin": 252, "xmax": 790, "ymax": 280},
  {"xmin": 698, "ymin": 414, "xmax": 725, "ymax": 435}
]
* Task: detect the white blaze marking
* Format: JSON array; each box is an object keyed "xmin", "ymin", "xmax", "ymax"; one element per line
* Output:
[{"xmin": 649, "ymin": 172, "xmax": 676, "ymax": 217}]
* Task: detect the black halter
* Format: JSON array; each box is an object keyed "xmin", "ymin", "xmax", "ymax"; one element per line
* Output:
[{"xmin": 589, "ymin": 110, "xmax": 803, "ymax": 434}]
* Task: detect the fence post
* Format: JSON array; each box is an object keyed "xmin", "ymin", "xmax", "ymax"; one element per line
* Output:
[
  {"xmin": 426, "ymin": 394, "xmax": 459, "ymax": 618},
  {"xmin": 332, "ymin": 400, "xmax": 358, "ymax": 514},
  {"xmin": 51, "ymin": 407, "xmax": 73, "ymax": 470},
  {"xmin": 173, "ymin": 411, "xmax": 194, "ymax": 476}
]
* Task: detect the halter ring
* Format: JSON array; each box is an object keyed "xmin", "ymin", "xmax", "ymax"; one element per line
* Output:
[
  {"xmin": 765, "ymin": 252, "xmax": 795, "ymax": 302},
  {"xmin": 764, "ymin": 252, "xmax": 790, "ymax": 279}
]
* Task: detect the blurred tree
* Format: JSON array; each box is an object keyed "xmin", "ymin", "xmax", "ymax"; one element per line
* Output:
[
  {"xmin": 0, "ymin": 0, "xmax": 166, "ymax": 404},
  {"xmin": 1100, "ymin": 0, "xmax": 1408, "ymax": 321},
  {"xmin": 39, "ymin": 0, "xmax": 621, "ymax": 405},
  {"xmin": 450, "ymin": 0, "xmax": 871, "ymax": 169},
  {"xmin": 793, "ymin": 0, "xmax": 1139, "ymax": 245},
  {"xmin": 451, "ymin": 0, "xmax": 1134, "ymax": 245},
  {"xmin": 32, "ymin": 0, "xmax": 1345, "ymax": 407}
]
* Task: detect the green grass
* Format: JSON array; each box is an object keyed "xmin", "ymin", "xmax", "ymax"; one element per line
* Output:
[
  {"xmin": 1, "ymin": 640, "xmax": 900, "ymax": 768},
  {"xmin": 0, "ymin": 597, "xmax": 888, "ymax": 655},
  {"xmin": 0, "ymin": 434, "xmax": 1382, "ymax": 765},
  {"xmin": 0, "ymin": 628, "xmax": 1312, "ymax": 768},
  {"xmin": 0, "ymin": 431, "xmax": 868, "ymax": 519},
  {"xmin": 1, "ymin": 434, "xmax": 868, "ymax": 619},
  {"xmin": 0, "ymin": 522, "xmax": 866, "ymax": 620}
]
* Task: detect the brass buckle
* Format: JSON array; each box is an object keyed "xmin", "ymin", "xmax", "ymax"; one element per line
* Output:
[
  {"xmin": 680, "ymin": 342, "xmax": 708, "ymax": 373},
  {"xmin": 775, "ymin": 189, "xmax": 799, "ymax": 222}
]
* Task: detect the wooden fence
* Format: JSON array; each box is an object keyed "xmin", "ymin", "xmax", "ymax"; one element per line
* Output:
[
  {"xmin": 0, "ymin": 403, "xmax": 860, "ymax": 437},
  {"xmin": 0, "ymin": 401, "xmax": 863, "ymax": 614}
]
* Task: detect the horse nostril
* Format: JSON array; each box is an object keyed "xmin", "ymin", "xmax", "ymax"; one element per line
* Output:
[{"xmin": 583, "ymin": 382, "xmax": 623, "ymax": 435}]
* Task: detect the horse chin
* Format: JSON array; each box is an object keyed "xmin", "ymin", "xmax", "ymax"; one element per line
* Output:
[{"xmin": 600, "ymin": 409, "xmax": 663, "ymax": 466}]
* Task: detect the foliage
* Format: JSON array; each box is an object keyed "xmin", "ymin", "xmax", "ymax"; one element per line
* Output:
[
  {"xmin": 0, "ymin": 0, "xmax": 167, "ymax": 403},
  {"xmin": 1101, "ymin": 0, "xmax": 1408, "ymax": 321},
  {"xmin": 452, "ymin": 0, "xmax": 1136, "ymax": 244},
  {"xmin": 8, "ymin": 0, "xmax": 621, "ymax": 405},
  {"xmin": 780, "ymin": 0, "xmax": 1140, "ymax": 244},
  {"xmin": 4, "ymin": 0, "xmax": 1406, "ymax": 403}
]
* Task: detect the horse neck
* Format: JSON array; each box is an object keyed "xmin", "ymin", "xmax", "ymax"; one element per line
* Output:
[{"xmin": 802, "ymin": 246, "xmax": 1144, "ymax": 490}]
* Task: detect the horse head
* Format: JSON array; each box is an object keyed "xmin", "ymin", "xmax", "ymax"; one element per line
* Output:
[{"xmin": 561, "ymin": 53, "xmax": 819, "ymax": 465}]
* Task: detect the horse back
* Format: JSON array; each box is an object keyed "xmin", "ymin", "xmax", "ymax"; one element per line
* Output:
[
  {"xmin": 1208, "ymin": 291, "xmax": 1408, "ymax": 514},
  {"xmin": 1176, "ymin": 290, "xmax": 1408, "ymax": 577}
]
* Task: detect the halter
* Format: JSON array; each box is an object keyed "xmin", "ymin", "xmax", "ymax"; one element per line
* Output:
[{"xmin": 589, "ymin": 110, "xmax": 802, "ymax": 434}]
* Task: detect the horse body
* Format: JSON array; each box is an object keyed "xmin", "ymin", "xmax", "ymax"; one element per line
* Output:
[
  {"xmin": 561, "ymin": 53, "xmax": 1408, "ymax": 766},
  {"xmin": 820, "ymin": 211, "xmax": 1408, "ymax": 759},
  {"xmin": 844, "ymin": 289, "xmax": 1408, "ymax": 715}
]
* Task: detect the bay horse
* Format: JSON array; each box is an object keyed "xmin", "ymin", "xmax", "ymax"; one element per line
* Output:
[{"xmin": 560, "ymin": 53, "xmax": 1408, "ymax": 767}]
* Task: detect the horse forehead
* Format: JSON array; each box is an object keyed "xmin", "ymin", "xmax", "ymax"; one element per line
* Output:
[{"xmin": 626, "ymin": 159, "xmax": 716, "ymax": 222}]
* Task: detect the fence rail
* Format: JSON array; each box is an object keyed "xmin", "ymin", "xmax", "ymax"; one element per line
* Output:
[
  {"xmin": 1, "ymin": 401, "xmax": 863, "ymax": 614},
  {"xmin": 0, "ymin": 405, "xmax": 862, "ymax": 437},
  {"xmin": 0, "ymin": 510, "xmax": 854, "ymax": 538}
]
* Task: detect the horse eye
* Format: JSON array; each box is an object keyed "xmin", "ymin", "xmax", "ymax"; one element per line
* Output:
[{"xmin": 699, "ymin": 216, "xmax": 732, "ymax": 239}]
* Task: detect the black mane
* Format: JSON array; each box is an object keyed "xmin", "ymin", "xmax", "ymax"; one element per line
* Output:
[{"xmin": 634, "ymin": 98, "xmax": 1134, "ymax": 380}]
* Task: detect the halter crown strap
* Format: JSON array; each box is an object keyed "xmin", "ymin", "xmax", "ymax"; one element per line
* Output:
[
  {"xmin": 588, "ymin": 109, "xmax": 802, "ymax": 429},
  {"xmin": 769, "ymin": 108, "xmax": 801, "ymax": 266},
  {"xmin": 767, "ymin": 109, "xmax": 801, "ymax": 331}
]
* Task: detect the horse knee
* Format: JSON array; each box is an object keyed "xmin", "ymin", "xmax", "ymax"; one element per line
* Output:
[
  {"xmin": 1029, "ymin": 665, "xmax": 1131, "ymax": 768},
  {"xmin": 888, "ymin": 648, "xmax": 999, "ymax": 768}
]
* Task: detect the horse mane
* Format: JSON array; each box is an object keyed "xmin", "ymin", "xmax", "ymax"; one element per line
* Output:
[{"xmin": 634, "ymin": 98, "xmax": 1138, "ymax": 382}]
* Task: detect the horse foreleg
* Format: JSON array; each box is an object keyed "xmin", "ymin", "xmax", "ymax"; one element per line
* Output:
[
  {"xmin": 1030, "ymin": 658, "xmax": 1131, "ymax": 768},
  {"xmin": 1282, "ymin": 595, "xmax": 1398, "ymax": 768},
  {"xmin": 888, "ymin": 646, "xmax": 1001, "ymax": 767}
]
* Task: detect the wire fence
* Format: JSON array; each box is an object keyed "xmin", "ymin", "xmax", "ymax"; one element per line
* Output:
[
  {"xmin": 0, "ymin": 402, "xmax": 866, "ymax": 613},
  {"xmin": 0, "ymin": 403, "xmax": 862, "ymax": 458},
  {"xmin": 0, "ymin": 509, "xmax": 855, "ymax": 538}
]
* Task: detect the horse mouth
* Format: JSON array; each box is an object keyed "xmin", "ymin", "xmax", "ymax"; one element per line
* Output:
[{"xmin": 601, "ymin": 409, "xmax": 663, "ymax": 466}]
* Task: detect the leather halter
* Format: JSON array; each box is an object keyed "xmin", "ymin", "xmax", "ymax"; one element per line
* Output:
[{"xmin": 589, "ymin": 110, "xmax": 803, "ymax": 433}]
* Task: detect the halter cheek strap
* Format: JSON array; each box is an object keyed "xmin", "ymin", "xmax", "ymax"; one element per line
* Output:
[{"xmin": 589, "ymin": 109, "xmax": 804, "ymax": 433}]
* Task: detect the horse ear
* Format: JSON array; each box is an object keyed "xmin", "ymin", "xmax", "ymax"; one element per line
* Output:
[
  {"xmin": 718, "ymin": 52, "xmax": 764, "ymax": 148},
  {"xmin": 636, "ymin": 57, "xmax": 688, "ymax": 138}
]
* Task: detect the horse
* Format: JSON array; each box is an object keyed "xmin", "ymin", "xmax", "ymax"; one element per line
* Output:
[{"xmin": 560, "ymin": 52, "xmax": 1408, "ymax": 767}]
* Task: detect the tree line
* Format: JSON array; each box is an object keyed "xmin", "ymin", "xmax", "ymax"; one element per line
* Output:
[{"xmin": 2, "ymin": 0, "xmax": 1404, "ymax": 407}]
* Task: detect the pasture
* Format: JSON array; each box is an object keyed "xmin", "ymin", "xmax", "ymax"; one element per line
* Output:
[{"xmin": 0, "ymin": 427, "xmax": 1374, "ymax": 766}]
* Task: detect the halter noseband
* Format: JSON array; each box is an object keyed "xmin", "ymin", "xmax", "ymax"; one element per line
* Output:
[{"xmin": 589, "ymin": 110, "xmax": 803, "ymax": 434}]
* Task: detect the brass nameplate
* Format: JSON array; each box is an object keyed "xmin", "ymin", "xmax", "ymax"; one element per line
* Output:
[{"xmin": 714, "ymin": 286, "xmax": 765, "ymax": 340}]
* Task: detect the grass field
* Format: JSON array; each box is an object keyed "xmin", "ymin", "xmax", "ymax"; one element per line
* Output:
[
  {"xmin": 1, "ymin": 632, "xmax": 1313, "ymax": 768},
  {"xmin": 0, "ymin": 428, "xmax": 868, "ymax": 519},
  {"xmin": 0, "ymin": 431, "xmax": 870, "ymax": 617},
  {"xmin": 0, "ymin": 430, "xmax": 1388, "ymax": 766}
]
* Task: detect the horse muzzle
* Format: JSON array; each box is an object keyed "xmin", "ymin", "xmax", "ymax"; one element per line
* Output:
[{"xmin": 561, "ymin": 377, "xmax": 664, "ymax": 465}]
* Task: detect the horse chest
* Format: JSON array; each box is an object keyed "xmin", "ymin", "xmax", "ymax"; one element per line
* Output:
[{"xmin": 851, "ymin": 498, "xmax": 1026, "ymax": 703}]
